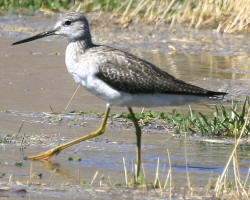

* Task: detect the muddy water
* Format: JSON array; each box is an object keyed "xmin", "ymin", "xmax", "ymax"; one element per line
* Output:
[{"xmin": 0, "ymin": 14, "xmax": 249, "ymax": 199}]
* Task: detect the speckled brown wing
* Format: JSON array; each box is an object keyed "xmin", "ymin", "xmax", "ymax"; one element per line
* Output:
[{"xmin": 95, "ymin": 45, "xmax": 226, "ymax": 97}]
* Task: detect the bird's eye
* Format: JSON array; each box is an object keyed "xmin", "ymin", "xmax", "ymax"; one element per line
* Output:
[{"xmin": 64, "ymin": 20, "xmax": 71, "ymax": 26}]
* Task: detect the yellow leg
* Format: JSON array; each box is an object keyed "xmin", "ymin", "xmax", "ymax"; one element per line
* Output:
[
  {"xmin": 128, "ymin": 107, "xmax": 141, "ymax": 179},
  {"xmin": 28, "ymin": 105, "xmax": 111, "ymax": 160}
]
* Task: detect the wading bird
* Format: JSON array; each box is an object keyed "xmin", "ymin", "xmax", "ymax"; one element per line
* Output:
[{"xmin": 12, "ymin": 12, "xmax": 226, "ymax": 178}]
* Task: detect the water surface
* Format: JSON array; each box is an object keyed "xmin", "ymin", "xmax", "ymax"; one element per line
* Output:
[{"xmin": 0, "ymin": 13, "xmax": 249, "ymax": 199}]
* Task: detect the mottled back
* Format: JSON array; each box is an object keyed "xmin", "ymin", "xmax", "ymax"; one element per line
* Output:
[{"xmin": 93, "ymin": 45, "xmax": 225, "ymax": 97}]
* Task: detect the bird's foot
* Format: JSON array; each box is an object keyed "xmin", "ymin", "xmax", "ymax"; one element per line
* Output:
[{"xmin": 27, "ymin": 147, "xmax": 61, "ymax": 160}]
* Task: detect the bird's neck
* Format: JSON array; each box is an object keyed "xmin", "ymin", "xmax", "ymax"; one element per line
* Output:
[
  {"xmin": 66, "ymin": 38, "xmax": 95, "ymax": 62},
  {"xmin": 69, "ymin": 37, "xmax": 94, "ymax": 51},
  {"xmin": 69, "ymin": 30, "xmax": 94, "ymax": 51}
]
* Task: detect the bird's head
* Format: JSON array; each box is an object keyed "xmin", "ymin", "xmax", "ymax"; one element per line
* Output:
[{"xmin": 12, "ymin": 12, "xmax": 92, "ymax": 45}]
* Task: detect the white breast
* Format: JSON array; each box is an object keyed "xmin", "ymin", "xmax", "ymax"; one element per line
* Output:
[{"xmin": 65, "ymin": 42, "xmax": 122, "ymax": 104}]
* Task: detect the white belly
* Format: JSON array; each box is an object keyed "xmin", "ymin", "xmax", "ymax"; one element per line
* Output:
[{"xmin": 113, "ymin": 93, "xmax": 210, "ymax": 107}]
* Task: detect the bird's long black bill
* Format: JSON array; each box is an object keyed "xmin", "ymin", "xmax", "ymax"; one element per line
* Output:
[{"xmin": 12, "ymin": 29, "xmax": 56, "ymax": 45}]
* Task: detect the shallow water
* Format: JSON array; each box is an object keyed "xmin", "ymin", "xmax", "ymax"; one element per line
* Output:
[
  {"xmin": 0, "ymin": 13, "xmax": 249, "ymax": 199},
  {"xmin": 0, "ymin": 109, "xmax": 249, "ymax": 185}
]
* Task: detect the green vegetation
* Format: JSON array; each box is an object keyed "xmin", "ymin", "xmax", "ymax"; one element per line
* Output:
[
  {"xmin": 14, "ymin": 161, "xmax": 23, "ymax": 167},
  {"xmin": 45, "ymin": 116, "xmax": 62, "ymax": 123},
  {"xmin": 79, "ymin": 180, "xmax": 91, "ymax": 185},
  {"xmin": 0, "ymin": 0, "xmax": 249, "ymax": 33},
  {"xmin": 45, "ymin": 97, "xmax": 250, "ymax": 138},
  {"xmin": 114, "ymin": 97, "xmax": 250, "ymax": 138},
  {"xmin": 68, "ymin": 156, "xmax": 82, "ymax": 162},
  {"xmin": 1, "ymin": 98, "xmax": 248, "ymax": 143},
  {"xmin": 0, "ymin": 134, "xmax": 13, "ymax": 144},
  {"xmin": 0, "ymin": 0, "xmax": 74, "ymax": 11}
]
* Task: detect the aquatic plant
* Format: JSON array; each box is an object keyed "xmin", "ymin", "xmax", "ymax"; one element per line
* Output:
[
  {"xmin": 114, "ymin": 97, "xmax": 250, "ymax": 137},
  {"xmin": 42, "ymin": 96, "xmax": 249, "ymax": 138}
]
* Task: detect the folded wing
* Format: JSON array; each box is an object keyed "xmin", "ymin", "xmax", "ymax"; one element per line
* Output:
[{"xmin": 94, "ymin": 46, "xmax": 226, "ymax": 98}]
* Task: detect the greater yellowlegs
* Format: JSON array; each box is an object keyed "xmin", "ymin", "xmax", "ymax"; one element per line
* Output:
[{"xmin": 12, "ymin": 12, "xmax": 227, "ymax": 178}]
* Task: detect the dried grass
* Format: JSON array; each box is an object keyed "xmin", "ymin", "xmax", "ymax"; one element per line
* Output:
[
  {"xmin": 99, "ymin": 0, "xmax": 250, "ymax": 33},
  {"xmin": 215, "ymin": 107, "xmax": 250, "ymax": 198}
]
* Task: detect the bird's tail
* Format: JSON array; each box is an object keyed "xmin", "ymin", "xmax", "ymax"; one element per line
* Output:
[{"xmin": 207, "ymin": 90, "xmax": 228, "ymax": 100}]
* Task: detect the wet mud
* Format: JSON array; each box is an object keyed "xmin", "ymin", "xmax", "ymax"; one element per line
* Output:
[{"xmin": 0, "ymin": 13, "xmax": 249, "ymax": 199}]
